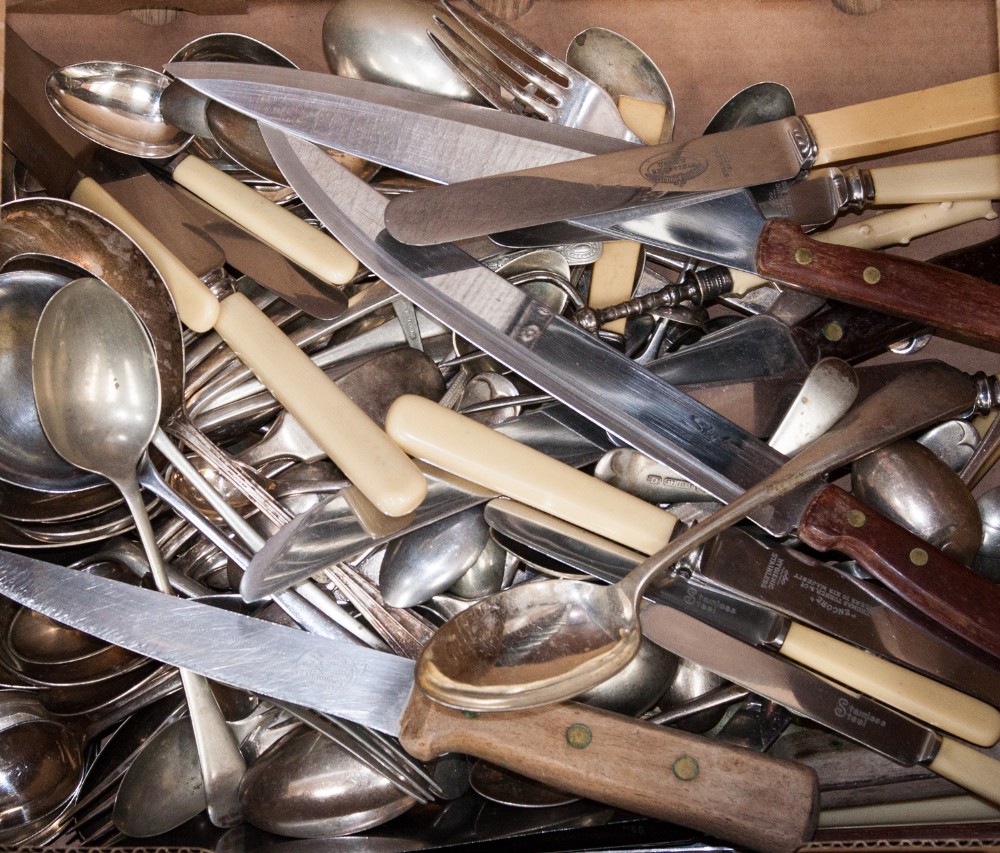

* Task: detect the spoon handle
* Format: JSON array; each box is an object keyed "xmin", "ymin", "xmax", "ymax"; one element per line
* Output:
[
  {"xmin": 399, "ymin": 687, "xmax": 819, "ymax": 853},
  {"xmin": 168, "ymin": 154, "xmax": 359, "ymax": 286}
]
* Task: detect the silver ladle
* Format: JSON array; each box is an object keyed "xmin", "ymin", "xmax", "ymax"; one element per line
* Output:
[{"xmin": 31, "ymin": 277, "xmax": 245, "ymax": 828}]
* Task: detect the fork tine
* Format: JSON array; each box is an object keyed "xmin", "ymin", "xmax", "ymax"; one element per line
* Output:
[
  {"xmin": 430, "ymin": 18, "xmax": 511, "ymax": 110},
  {"xmin": 441, "ymin": 0, "xmax": 563, "ymax": 102}
]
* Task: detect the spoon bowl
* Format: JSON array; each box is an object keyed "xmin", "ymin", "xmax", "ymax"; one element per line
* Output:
[{"xmin": 703, "ymin": 81, "xmax": 796, "ymax": 135}]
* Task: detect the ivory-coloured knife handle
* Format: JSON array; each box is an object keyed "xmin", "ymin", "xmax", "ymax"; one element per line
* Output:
[
  {"xmin": 820, "ymin": 794, "xmax": 1000, "ymax": 827},
  {"xmin": 755, "ymin": 217, "xmax": 1000, "ymax": 347},
  {"xmin": 927, "ymin": 737, "xmax": 1000, "ymax": 805},
  {"xmin": 214, "ymin": 294, "xmax": 427, "ymax": 517},
  {"xmin": 70, "ymin": 176, "xmax": 220, "ymax": 332},
  {"xmin": 871, "ymin": 154, "xmax": 1000, "ymax": 205},
  {"xmin": 806, "ymin": 72, "xmax": 1000, "ymax": 166},
  {"xmin": 399, "ymin": 688, "xmax": 819, "ymax": 853},
  {"xmin": 384, "ymin": 395, "xmax": 677, "ymax": 554},
  {"xmin": 780, "ymin": 622, "xmax": 1000, "ymax": 747},
  {"xmin": 798, "ymin": 485, "xmax": 1000, "ymax": 664},
  {"xmin": 729, "ymin": 198, "xmax": 997, "ymax": 294},
  {"xmin": 169, "ymin": 155, "xmax": 359, "ymax": 286}
]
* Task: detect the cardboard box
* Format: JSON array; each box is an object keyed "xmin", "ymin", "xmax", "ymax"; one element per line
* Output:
[{"xmin": 2, "ymin": 1, "xmax": 1000, "ymax": 849}]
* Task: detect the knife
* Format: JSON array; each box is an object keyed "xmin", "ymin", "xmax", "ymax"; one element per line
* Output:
[
  {"xmin": 4, "ymin": 30, "xmax": 426, "ymax": 519},
  {"xmin": 261, "ymin": 124, "xmax": 1000, "ymax": 662},
  {"xmin": 168, "ymin": 64, "xmax": 1000, "ymax": 347},
  {"xmin": 482, "ymin": 498, "xmax": 1000, "ymax": 715},
  {"xmin": 0, "ymin": 550, "xmax": 821, "ymax": 853},
  {"xmin": 640, "ymin": 605, "xmax": 1000, "ymax": 808},
  {"xmin": 381, "ymin": 71, "xmax": 1000, "ymax": 241}
]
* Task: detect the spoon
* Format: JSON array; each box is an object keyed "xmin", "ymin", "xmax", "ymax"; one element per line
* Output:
[
  {"xmin": 31, "ymin": 277, "xmax": 246, "ymax": 828},
  {"xmin": 47, "ymin": 61, "xmax": 359, "ymax": 289},
  {"xmin": 702, "ymin": 81, "xmax": 796, "ymax": 134},
  {"xmin": 565, "ymin": 27, "xmax": 675, "ymax": 142},
  {"xmin": 852, "ymin": 439, "xmax": 984, "ymax": 565}
]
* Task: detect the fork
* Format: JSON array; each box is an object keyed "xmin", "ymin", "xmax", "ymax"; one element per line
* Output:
[{"xmin": 431, "ymin": 0, "xmax": 642, "ymax": 143}]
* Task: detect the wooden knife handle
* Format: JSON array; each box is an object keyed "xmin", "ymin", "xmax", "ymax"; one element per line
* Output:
[
  {"xmin": 797, "ymin": 485, "xmax": 1000, "ymax": 663},
  {"xmin": 399, "ymin": 688, "xmax": 819, "ymax": 853},
  {"xmin": 756, "ymin": 218, "xmax": 1000, "ymax": 347}
]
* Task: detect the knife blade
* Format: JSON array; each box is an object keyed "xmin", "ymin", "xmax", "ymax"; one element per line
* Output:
[
  {"xmin": 641, "ymin": 605, "xmax": 1000, "ymax": 807},
  {"xmin": 0, "ymin": 550, "xmax": 821, "ymax": 853},
  {"xmin": 262, "ymin": 124, "xmax": 1000, "ymax": 662},
  {"xmin": 480, "ymin": 497, "xmax": 1000, "ymax": 744},
  {"xmin": 4, "ymin": 29, "xmax": 426, "ymax": 519},
  {"xmin": 382, "ymin": 72, "xmax": 1000, "ymax": 241}
]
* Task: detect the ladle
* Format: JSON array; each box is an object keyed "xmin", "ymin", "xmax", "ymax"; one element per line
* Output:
[
  {"xmin": 389, "ymin": 360, "xmax": 987, "ymax": 711},
  {"xmin": 46, "ymin": 61, "xmax": 359, "ymax": 289},
  {"xmin": 31, "ymin": 277, "xmax": 245, "ymax": 828}
]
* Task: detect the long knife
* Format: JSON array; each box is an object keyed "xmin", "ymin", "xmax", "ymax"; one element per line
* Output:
[
  {"xmin": 168, "ymin": 64, "xmax": 1000, "ymax": 347},
  {"xmin": 0, "ymin": 551, "xmax": 821, "ymax": 853},
  {"xmin": 482, "ymin": 499, "xmax": 1000, "ymax": 713},
  {"xmin": 640, "ymin": 605, "xmax": 1000, "ymax": 808},
  {"xmin": 382, "ymin": 72, "xmax": 1000, "ymax": 239},
  {"xmin": 261, "ymin": 124, "xmax": 1000, "ymax": 663}
]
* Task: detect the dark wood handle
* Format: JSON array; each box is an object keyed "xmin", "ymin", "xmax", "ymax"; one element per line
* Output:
[
  {"xmin": 797, "ymin": 485, "xmax": 1000, "ymax": 662},
  {"xmin": 399, "ymin": 688, "xmax": 819, "ymax": 853},
  {"xmin": 756, "ymin": 218, "xmax": 1000, "ymax": 348}
]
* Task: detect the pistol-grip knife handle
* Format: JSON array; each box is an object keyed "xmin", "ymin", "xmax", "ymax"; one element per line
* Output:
[
  {"xmin": 756, "ymin": 218, "xmax": 1000, "ymax": 348},
  {"xmin": 797, "ymin": 485, "xmax": 1000, "ymax": 664},
  {"xmin": 169, "ymin": 155, "xmax": 359, "ymax": 286},
  {"xmin": 781, "ymin": 622, "xmax": 1000, "ymax": 747},
  {"xmin": 806, "ymin": 72, "xmax": 1000, "ymax": 165},
  {"xmin": 399, "ymin": 688, "xmax": 819, "ymax": 853},
  {"xmin": 927, "ymin": 738, "xmax": 1000, "ymax": 805}
]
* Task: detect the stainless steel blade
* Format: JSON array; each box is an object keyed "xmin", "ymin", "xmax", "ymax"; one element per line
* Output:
[
  {"xmin": 0, "ymin": 549, "xmax": 414, "ymax": 736},
  {"xmin": 641, "ymin": 606, "xmax": 941, "ymax": 769}
]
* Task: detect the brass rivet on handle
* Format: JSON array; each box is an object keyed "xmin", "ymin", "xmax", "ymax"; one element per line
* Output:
[
  {"xmin": 863, "ymin": 266, "xmax": 882, "ymax": 284},
  {"xmin": 673, "ymin": 755, "xmax": 700, "ymax": 781},
  {"xmin": 909, "ymin": 548, "xmax": 929, "ymax": 566},
  {"xmin": 847, "ymin": 509, "xmax": 867, "ymax": 528},
  {"xmin": 794, "ymin": 248, "xmax": 814, "ymax": 266},
  {"xmin": 566, "ymin": 723, "xmax": 592, "ymax": 749},
  {"xmin": 822, "ymin": 321, "xmax": 844, "ymax": 342}
]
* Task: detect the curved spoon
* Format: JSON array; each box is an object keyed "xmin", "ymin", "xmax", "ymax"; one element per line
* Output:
[
  {"xmin": 703, "ymin": 81, "xmax": 796, "ymax": 135},
  {"xmin": 32, "ymin": 277, "xmax": 245, "ymax": 827}
]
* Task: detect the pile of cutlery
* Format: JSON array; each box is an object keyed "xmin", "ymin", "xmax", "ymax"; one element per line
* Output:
[{"xmin": 0, "ymin": 1, "xmax": 999, "ymax": 850}]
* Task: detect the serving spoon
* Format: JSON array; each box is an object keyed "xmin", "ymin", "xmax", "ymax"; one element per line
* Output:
[{"xmin": 31, "ymin": 277, "xmax": 245, "ymax": 828}]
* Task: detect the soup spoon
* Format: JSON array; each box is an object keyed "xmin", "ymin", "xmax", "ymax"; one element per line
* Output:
[{"xmin": 31, "ymin": 276, "xmax": 245, "ymax": 827}]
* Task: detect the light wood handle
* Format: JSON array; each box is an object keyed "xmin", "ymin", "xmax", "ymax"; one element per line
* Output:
[
  {"xmin": 780, "ymin": 622, "xmax": 1000, "ymax": 747},
  {"xmin": 729, "ymin": 199, "xmax": 997, "ymax": 294},
  {"xmin": 399, "ymin": 688, "xmax": 819, "ymax": 853},
  {"xmin": 214, "ymin": 294, "xmax": 426, "ymax": 517},
  {"xmin": 927, "ymin": 737, "xmax": 1000, "ymax": 805},
  {"xmin": 69, "ymin": 176, "xmax": 220, "ymax": 332},
  {"xmin": 871, "ymin": 154, "xmax": 1000, "ymax": 205},
  {"xmin": 384, "ymin": 395, "xmax": 677, "ymax": 554},
  {"xmin": 587, "ymin": 97, "xmax": 669, "ymax": 335},
  {"xmin": 170, "ymin": 155, "xmax": 359, "ymax": 286},
  {"xmin": 806, "ymin": 72, "xmax": 1000, "ymax": 166}
]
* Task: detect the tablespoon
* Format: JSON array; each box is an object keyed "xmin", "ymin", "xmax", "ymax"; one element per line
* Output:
[{"xmin": 31, "ymin": 277, "xmax": 245, "ymax": 828}]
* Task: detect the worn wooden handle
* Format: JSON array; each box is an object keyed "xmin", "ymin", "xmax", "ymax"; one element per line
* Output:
[
  {"xmin": 797, "ymin": 485, "xmax": 1000, "ymax": 663},
  {"xmin": 806, "ymin": 72, "xmax": 1000, "ymax": 165},
  {"xmin": 399, "ymin": 688, "xmax": 819, "ymax": 853},
  {"xmin": 215, "ymin": 294, "xmax": 427, "ymax": 517},
  {"xmin": 385, "ymin": 395, "xmax": 677, "ymax": 554},
  {"xmin": 170, "ymin": 155, "xmax": 359, "ymax": 286},
  {"xmin": 781, "ymin": 622, "xmax": 1000, "ymax": 747},
  {"xmin": 755, "ymin": 217, "xmax": 1000, "ymax": 347}
]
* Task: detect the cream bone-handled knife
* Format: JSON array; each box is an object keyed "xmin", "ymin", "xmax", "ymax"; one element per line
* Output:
[
  {"xmin": 4, "ymin": 30, "xmax": 426, "ymax": 518},
  {"xmin": 260, "ymin": 125, "xmax": 1000, "ymax": 664},
  {"xmin": 0, "ymin": 550, "xmax": 822, "ymax": 853},
  {"xmin": 381, "ymin": 73, "xmax": 1000, "ymax": 242},
  {"xmin": 378, "ymin": 396, "xmax": 1000, "ymax": 747},
  {"xmin": 482, "ymin": 499, "xmax": 1000, "ymax": 720}
]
